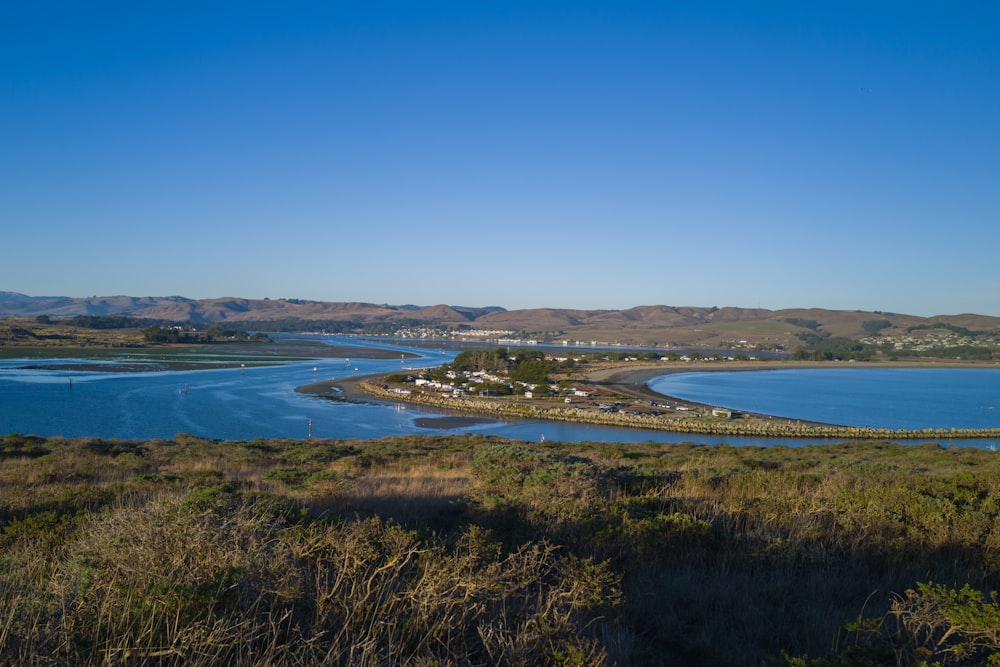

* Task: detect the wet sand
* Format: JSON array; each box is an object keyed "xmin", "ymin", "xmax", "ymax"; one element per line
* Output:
[
  {"xmin": 294, "ymin": 374, "xmax": 382, "ymax": 399},
  {"xmin": 412, "ymin": 416, "xmax": 496, "ymax": 429}
]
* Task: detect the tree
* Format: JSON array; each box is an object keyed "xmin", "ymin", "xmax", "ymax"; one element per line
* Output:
[
  {"xmin": 862, "ymin": 319, "xmax": 892, "ymax": 335},
  {"xmin": 449, "ymin": 348, "xmax": 510, "ymax": 373},
  {"xmin": 509, "ymin": 359, "xmax": 554, "ymax": 385}
]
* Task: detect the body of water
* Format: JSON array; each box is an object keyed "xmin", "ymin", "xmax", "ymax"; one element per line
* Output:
[
  {"xmin": 2, "ymin": 339, "xmax": 998, "ymax": 448},
  {"xmin": 648, "ymin": 367, "xmax": 1000, "ymax": 431},
  {"xmin": 0, "ymin": 337, "xmax": 719, "ymax": 445}
]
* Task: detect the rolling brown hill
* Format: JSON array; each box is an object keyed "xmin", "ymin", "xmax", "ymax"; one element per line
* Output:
[{"xmin": 1, "ymin": 293, "xmax": 998, "ymax": 349}]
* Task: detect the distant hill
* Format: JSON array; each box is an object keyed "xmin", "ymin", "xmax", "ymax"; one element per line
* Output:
[
  {"xmin": 0, "ymin": 293, "xmax": 195, "ymax": 318},
  {"xmin": 2, "ymin": 293, "xmax": 998, "ymax": 349},
  {"xmin": 0, "ymin": 294, "xmax": 496, "ymax": 327}
]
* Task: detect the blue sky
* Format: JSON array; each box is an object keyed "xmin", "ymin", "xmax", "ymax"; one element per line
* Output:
[{"xmin": 2, "ymin": 2, "xmax": 997, "ymax": 316}]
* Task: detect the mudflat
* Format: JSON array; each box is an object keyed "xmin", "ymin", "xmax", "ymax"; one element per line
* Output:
[
  {"xmin": 412, "ymin": 416, "xmax": 496, "ymax": 429},
  {"xmin": 294, "ymin": 374, "xmax": 383, "ymax": 400}
]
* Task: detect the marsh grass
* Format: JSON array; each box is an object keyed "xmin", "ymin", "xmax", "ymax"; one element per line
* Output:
[
  {"xmin": 2, "ymin": 434, "xmax": 1000, "ymax": 664},
  {"xmin": 339, "ymin": 464, "xmax": 474, "ymax": 530}
]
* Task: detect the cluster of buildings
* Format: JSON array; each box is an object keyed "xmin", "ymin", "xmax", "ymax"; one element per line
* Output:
[
  {"xmin": 860, "ymin": 329, "xmax": 998, "ymax": 351},
  {"xmin": 388, "ymin": 367, "xmax": 596, "ymax": 402},
  {"xmin": 380, "ymin": 325, "xmax": 540, "ymax": 344}
]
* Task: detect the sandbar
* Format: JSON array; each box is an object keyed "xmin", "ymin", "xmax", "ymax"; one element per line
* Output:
[
  {"xmin": 412, "ymin": 416, "xmax": 496, "ymax": 429},
  {"xmin": 294, "ymin": 374, "xmax": 381, "ymax": 400}
]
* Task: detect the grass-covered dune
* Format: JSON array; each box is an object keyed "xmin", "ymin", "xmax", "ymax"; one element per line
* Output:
[{"xmin": 2, "ymin": 434, "xmax": 1000, "ymax": 665}]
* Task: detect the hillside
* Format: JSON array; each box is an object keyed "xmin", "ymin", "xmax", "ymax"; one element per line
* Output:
[{"xmin": 2, "ymin": 292, "xmax": 998, "ymax": 349}]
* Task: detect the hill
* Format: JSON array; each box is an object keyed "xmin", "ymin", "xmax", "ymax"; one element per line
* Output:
[{"xmin": 2, "ymin": 292, "xmax": 998, "ymax": 349}]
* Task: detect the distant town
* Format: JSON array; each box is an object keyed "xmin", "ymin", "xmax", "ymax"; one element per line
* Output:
[{"xmin": 1, "ymin": 292, "xmax": 999, "ymax": 361}]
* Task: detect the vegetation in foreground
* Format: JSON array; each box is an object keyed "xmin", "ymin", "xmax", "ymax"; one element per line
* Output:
[{"xmin": 2, "ymin": 434, "xmax": 1000, "ymax": 665}]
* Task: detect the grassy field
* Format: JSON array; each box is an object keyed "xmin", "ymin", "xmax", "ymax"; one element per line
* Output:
[
  {"xmin": 2, "ymin": 434, "xmax": 1000, "ymax": 665},
  {"xmin": 0, "ymin": 317, "xmax": 147, "ymax": 351},
  {"xmin": 0, "ymin": 317, "xmax": 416, "ymax": 368}
]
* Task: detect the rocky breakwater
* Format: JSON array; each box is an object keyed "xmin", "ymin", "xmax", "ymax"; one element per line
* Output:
[{"xmin": 359, "ymin": 382, "xmax": 1000, "ymax": 441}]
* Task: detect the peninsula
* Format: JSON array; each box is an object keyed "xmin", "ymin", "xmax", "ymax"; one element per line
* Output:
[{"xmin": 344, "ymin": 358, "xmax": 1000, "ymax": 440}]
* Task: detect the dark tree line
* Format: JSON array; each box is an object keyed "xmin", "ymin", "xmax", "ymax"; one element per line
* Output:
[
  {"xmin": 142, "ymin": 325, "xmax": 266, "ymax": 344},
  {"xmin": 862, "ymin": 319, "xmax": 893, "ymax": 334},
  {"xmin": 907, "ymin": 322, "xmax": 985, "ymax": 337},
  {"xmin": 34, "ymin": 315, "xmax": 166, "ymax": 329},
  {"xmin": 793, "ymin": 336, "xmax": 874, "ymax": 361},
  {"xmin": 784, "ymin": 318, "xmax": 821, "ymax": 331},
  {"xmin": 440, "ymin": 348, "xmax": 575, "ymax": 387}
]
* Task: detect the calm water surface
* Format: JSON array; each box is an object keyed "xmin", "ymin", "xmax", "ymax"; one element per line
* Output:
[
  {"xmin": 0, "ymin": 338, "xmax": 717, "ymax": 445},
  {"xmin": 648, "ymin": 367, "xmax": 1000, "ymax": 431},
  {"xmin": 2, "ymin": 339, "xmax": 998, "ymax": 448}
]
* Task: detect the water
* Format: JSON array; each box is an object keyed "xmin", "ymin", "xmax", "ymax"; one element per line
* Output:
[
  {"xmin": 0, "ymin": 348, "xmax": 420, "ymax": 441},
  {"xmin": 2, "ymin": 339, "xmax": 998, "ymax": 448},
  {"xmin": 0, "ymin": 338, "xmax": 716, "ymax": 445},
  {"xmin": 648, "ymin": 367, "xmax": 1000, "ymax": 431}
]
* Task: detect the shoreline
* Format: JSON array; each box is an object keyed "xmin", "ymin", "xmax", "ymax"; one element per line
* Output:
[
  {"xmin": 585, "ymin": 358, "xmax": 1000, "ymax": 416},
  {"xmin": 306, "ymin": 360, "xmax": 1000, "ymax": 440},
  {"xmin": 294, "ymin": 374, "xmax": 501, "ymax": 430},
  {"xmin": 294, "ymin": 373, "xmax": 382, "ymax": 400}
]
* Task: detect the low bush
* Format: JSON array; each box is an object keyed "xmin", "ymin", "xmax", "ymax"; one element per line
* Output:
[{"xmin": 0, "ymin": 435, "xmax": 999, "ymax": 664}]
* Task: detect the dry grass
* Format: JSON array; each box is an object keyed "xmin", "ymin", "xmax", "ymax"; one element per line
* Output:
[
  {"xmin": 0, "ymin": 318, "xmax": 146, "ymax": 348},
  {"xmin": 3, "ymin": 434, "xmax": 1000, "ymax": 664},
  {"xmin": 339, "ymin": 464, "xmax": 474, "ymax": 527},
  {"xmin": 0, "ymin": 496, "xmax": 616, "ymax": 665}
]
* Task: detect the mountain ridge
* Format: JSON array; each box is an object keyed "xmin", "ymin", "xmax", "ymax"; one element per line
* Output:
[{"xmin": 2, "ymin": 293, "xmax": 998, "ymax": 349}]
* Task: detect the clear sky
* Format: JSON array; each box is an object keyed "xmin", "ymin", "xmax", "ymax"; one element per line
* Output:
[{"xmin": 2, "ymin": 2, "xmax": 997, "ymax": 316}]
